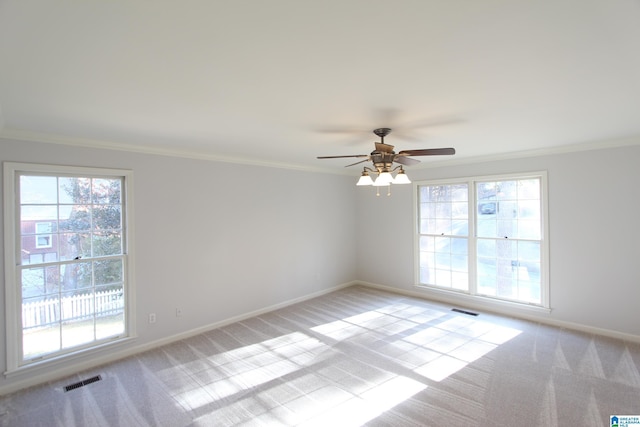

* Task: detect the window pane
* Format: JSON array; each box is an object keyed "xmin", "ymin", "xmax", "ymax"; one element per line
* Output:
[
  {"xmin": 477, "ymin": 215, "xmax": 496, "ymax": 237},
  {"xmin": 419, "ymin": 236, "xmax": 435, "ymax": 284},
  {"xmin": 59, "ymin": 232, "xmax": 92, "ymax": 261},
  {"xmin": 519, "ymin": 179, "xmax": 540, "ymax": 199},
  {"xmin": 419, "ymin": 235, "xmax": 435, "ymax": 252},
  {"xmin": 497, "ymin": 181, "xmax": 517, "ymax": 200},
  {"xmin": 59, "ymin": 177, "xmax": 91, "ymax": 204},
  {"xmin": 477, "ymin": 262, "xmax": 497, "ymax": 296},
  {"xmin": 518, "ymin": 220, "xmax": 540, "ymax": 239},
  {"xmin": 497, "ymin": 219, "xmax": 516, "ymax": 238},
  {"xmin": 477, "ymin": 181, "xmax": 497, "ymax": 198},
  {"xmin": 435, "ymin": 218, "xmax": 452, "ymax": 235},
  {"xmin": 60, "ymin": 262, "xmax": 92, "ymax": 293},
  {"xmin": 420, "ymin": 219, "xmax": 437, "ymax": 235},
  {"xmin": 435, "ymin": 247, "xmax": 450, "ymax": 270},
  {"xmin": 20, "ymin": 176, "xmax": 58, "ymax": 204},
  {"xmin": 96, "ymin": 311, "xmax": 125, "ymax": 340},
  {"xmin": 451, "ymin": 271, "xmax": 468, "ymax": 291},
  {"xmin": 93, "ymin": 205, "xmax": 122, "ymax": 230},
  {"xmin": 23, "ymin": 317, "xmax": 61, "ymax": 359},
  {"xmin": 496, "ymin": 239, "xmax": 518, "ymax": 299},
  {"xmin": 92, "ymin": 231, "xmax": 123, "ymax": 256},
  {"xmin": 21, "ymin": 265, "xmax": 61, "ymax": 300},
  {"xmin": 435, "ymin": 202, "xmax": 451, "ymax": 218},
  {"xmin": 59, "ymin": 206, "xmax": 91, "ymax": 232},
  {"xmin": 20, "ymin": 205, "xmax": 58, "ymax": 258},
  {"xmin": 452, "ymin": 219, "xmax": 468, "ymax": 237},
  {"xmin": 420, "ymin": 202, "xmax": 435, "ymax": 218},
  {"xmin": 95, "ymin": 259, "xmax": 123, "ymax": 286},
  {"xmin": 451, "ymin": 201, "xmax": 468, "ymax": 218},
  {"xmin": 21, "ymin": 267, "xmax": 46, "ymax": 299},
  {"xmin": 518, "ymin": 200, "xmax": 540, "ymax": 219},
  {"xmin": 92, "ymin": 178, "xmax": 121, "ymax": 204},
  {"xmin": 61, "ymin": 323, "xmax": 94, "ymax": 349},
  {"xmin": 518, "ymin": 240, "xmax": 540, "ymax": 261},
  {"xmin": 434, "ymin": 269, "xmax": 451, "ymax": 287}
]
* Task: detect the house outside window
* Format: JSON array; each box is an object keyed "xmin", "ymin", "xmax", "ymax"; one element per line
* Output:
[
  {"xmin": 415, "ymin": 172, "xmax": 549, "ymax": 308},
  {"xmin": 3, "ymin": 163, "xmax": 134, "ymax": 371}
]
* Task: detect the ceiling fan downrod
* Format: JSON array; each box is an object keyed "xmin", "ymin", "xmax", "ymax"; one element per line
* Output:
[{"xmin": 373, "ymin": 127, "xmax": 392, "ymax": 143}]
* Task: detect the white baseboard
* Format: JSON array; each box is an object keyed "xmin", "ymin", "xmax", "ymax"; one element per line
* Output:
[
  {"xmin": 0, "ymin": 281, "xmax": 355, "ymax": 396},
  {"xmin": 355, "ymin": 281, "xmax": 640, "ymax": 344}
]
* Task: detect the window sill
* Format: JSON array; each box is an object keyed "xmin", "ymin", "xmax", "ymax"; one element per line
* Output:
[
  {"xmin": 413, "ymin": 284, "xmax": 552, "ymax": 316},
  {"xmin": 4, "ymin": 336, "xmax": 136, "ymax": 380}
]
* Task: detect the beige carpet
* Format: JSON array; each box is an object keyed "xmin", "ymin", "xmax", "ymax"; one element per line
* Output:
[{"xmin": 1, "ymin": 285, "xmax": 639, "ymax": 426}]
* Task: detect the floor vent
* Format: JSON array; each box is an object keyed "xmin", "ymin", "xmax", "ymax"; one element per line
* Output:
[
  {"xmin": 63, "ymin": 375, "xmax": 102, "ymax": 392},
  {"xmin": 452, "ymin": 308, "xmax": 479, "ymax": 316}
]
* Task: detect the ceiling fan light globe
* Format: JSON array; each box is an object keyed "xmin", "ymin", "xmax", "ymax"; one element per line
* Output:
[
  {"xmin": 375, "ymin": 172, "xmax": 394, "ymax": 185},
  {"xmin": 356, "ymin": 175, "xmax": 374, "ymax": 186},
  {"xmin": 393, "ymin": 171, "xmax": 411, "ymax": 184}
]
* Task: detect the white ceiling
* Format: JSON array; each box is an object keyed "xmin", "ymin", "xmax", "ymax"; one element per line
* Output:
[{"xmin": 2, "ymin": 0, "xmax": 640, "ymax": 173}]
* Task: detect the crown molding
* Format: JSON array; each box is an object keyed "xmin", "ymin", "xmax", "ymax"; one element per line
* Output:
[
  {"xmin": 2, "ymin": 128, "xmax": 639, "ymax": 175},
  {"xmin": 411, "ymin": 134, "xmax": 640, "ymax": 170},
  {"xmin": 0, "ymin": 128, "xmax": 345, "ymax": 175}
]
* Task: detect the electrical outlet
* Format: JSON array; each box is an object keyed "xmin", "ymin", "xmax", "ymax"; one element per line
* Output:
[
  {"xmin": 149, "ymin": 313, "xmax": 156, "ymax": 323},
  {"xmin": 175, "ymin": 308, "xmax": 182, "ymax": 317}
]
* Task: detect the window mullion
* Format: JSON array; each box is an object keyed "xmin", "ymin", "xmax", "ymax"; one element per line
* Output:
[{"xmin": 468, "ymin": 180, "xmax": 478, "ymax": 296}]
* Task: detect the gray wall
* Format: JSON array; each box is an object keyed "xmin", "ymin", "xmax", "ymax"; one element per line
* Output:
[
  {"xmin": 0, "ymin": 138, "xmax": 358, "ymax": 393},
  {"xmin": 2, "ymin": 137, "xmax": 640, "ymax": 394},
  {"xmin": 356, "ymin": 143, "xmax": 640, "ymax": 338}
]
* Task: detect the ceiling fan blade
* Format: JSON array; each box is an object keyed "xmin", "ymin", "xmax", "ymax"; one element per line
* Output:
[
  {"xmin": 393, "ymin": 156, "xmax": 421, "ymax": 166},
  {"xmin": 375, "ymin": 142, "xmax": 395, "ymax": 153},
  {"xmin": 345, "ymin": 158, "xmax": 370, "ymax": 167},
  {"xmin": 317, "ymin": 154, "xmax": 369, "ymax": 159},
  {"xmin": 398, "ymin": 148, "xmax": 456, "ymax": 156}
]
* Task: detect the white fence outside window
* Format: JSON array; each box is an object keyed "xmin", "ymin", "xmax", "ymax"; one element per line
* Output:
[{"xmin": 22, "ymin": 289, "xmax": 124, "ymax": 329}]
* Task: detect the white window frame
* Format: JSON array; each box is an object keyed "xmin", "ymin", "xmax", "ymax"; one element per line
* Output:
[
  {"xmin": 3, "ymin": 162, "xmax": 136, "ymax": 375},
  {"xmin": 413, "ymin": 171, "xmax": 550, "ymax": 309}
]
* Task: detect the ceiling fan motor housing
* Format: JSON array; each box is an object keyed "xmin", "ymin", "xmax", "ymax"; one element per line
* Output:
[
  {"xmin": 370, "ymin": 152, "xmax": 395, "ymax": 173},
  {"xmin": 371, "ymin": 129, "xmax": 395, "ymax": 172}
]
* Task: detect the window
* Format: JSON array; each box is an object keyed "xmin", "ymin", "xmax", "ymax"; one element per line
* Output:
[
  {"xmin": 3, "ymin": 163, "xmax": 134, "ymax": 371},
  {"xmin": 415, "ymin": 172, "xmax": 548, "ymax": 307},
  {"xmin": 34, "ymin": 222, "xmax": 53, "ymax": 248}
]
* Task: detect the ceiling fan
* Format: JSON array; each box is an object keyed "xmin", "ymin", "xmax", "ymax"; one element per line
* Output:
[{"xmin": 317, "ymin": 127, "xmax": 455, "ymax": 192}]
